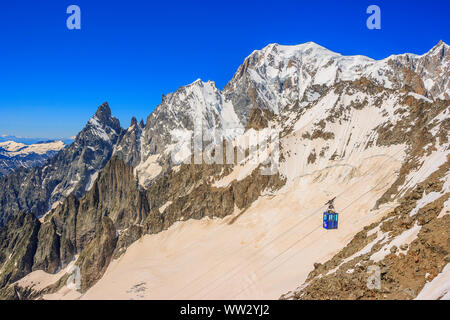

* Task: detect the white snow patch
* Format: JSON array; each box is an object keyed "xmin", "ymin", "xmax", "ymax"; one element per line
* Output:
[
  {"xmin": 370, "ymin": 223, "xmax": 421, "ymax": 262},
  {"xmin": 85, "ymin": 172, "xmax": 99, "ymax": 192},
  {"xmin": 415, "ymin": 263, "xmax": 450, "ymax": 300},
  {"xmin": 407, "ymin": 92, "xmax": 433, "ymax": 103},
  {"xmin": 159, "ymin": 201, "xmax": 173, "ymax": 214},
  {"xmin": 409, "ymin": 192, "xmax": 444, "ymax": 217},
  {"xmin": 437, "ymin": 197, "xmax": 450, "ymax": 219},
  {"xmin": 134, "ymin": 154, "xmax": 162, "ymax": 188}
]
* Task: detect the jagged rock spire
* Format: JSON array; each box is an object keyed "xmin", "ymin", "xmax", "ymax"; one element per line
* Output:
[
  {"xmin": 130, "ymin": 117, "xmax": 138, "ymax": 127},
  {"xmin": 94, "ymin": 102, "xmax": 112, "ymax": 122}
]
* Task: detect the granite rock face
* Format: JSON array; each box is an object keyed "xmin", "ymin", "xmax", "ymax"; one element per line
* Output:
[
  {"xmin": 0, "ymin": 212, "xmax": 40, "ymax": 288},
  {"xmin": 77, "ymin": 216, "xmax": 118, "ymax": 292},
  {"xmin": 32, "ymin": 218, "xmax": 60, "ymax": 274}
]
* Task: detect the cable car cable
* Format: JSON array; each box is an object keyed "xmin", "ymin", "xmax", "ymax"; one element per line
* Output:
[
  {"xmin": 200, "ymin": 146, "xmax": 405, "ymax": 299},
  {"xmin": 196, "ymin": 148, "xmax": 404, "ymax": 299},
  {"xmin": 231, "ymin": 168, "xmax": 397, "ymax": 299}
]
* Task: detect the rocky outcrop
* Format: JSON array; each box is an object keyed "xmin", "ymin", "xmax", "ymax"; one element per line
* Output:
[
  {"xmin": 41, "ymin": 156, "xmax": 148, "ymax": 267},
  {"xmin": 245, "ymin": 108, "xmax": 276, "ymax": 131},
  {"xmin": 32, "ymin": 219, "xmax": 60, "ymax": 274},
  {"xmin": 92, "ymin": 156, "xmax": 149, "ymax": 230},
  {"xmin": 374, "ymin": 97, "xmax": 449, "ymax": 209},
  {"xmin": 113, "ymin": 117, "xmax": 144, "ymax": 167},
  {"xmin": 76, "ymin": 216, "xmax": 117, "ymax": 292},
  {"xmin": 51, "ymin": 195, "xmax": 79, "ymax": 266},
  {"xmin": 144, "ymin": 163, "xmax": 285, "ymax": 233},
  {"xmin": 113, "ymin": 225, "xmax": 144, "ymax": 259},
  {"xmin": 388, "ymin": 40, "xmax": 449, "ymax": 100}
]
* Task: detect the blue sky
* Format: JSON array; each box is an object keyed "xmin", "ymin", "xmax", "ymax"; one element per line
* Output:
[{"xmin": 0, "ymin": 0, "xmax": 448, "ymax": 139}]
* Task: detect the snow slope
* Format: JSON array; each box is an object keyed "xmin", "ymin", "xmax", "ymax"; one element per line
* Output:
[{"xmin": 78, "ymin": 144, "xmax": 402, "ymax": 300}]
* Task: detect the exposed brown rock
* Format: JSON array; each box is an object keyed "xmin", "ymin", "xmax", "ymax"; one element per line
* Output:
[{"xmin": 245, "ymin": 108, "xmax": 275, "ymax": 131}]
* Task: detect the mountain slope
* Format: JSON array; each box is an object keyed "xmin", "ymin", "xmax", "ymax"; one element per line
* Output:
[
  {"xmin": 78, "ymin": 82, "xmax": 449, "ymax": 300},
  {"xmin": 115, "ymin": 41, "xmax": 449, "ymax": 188},
  {"xmin": 282, "ymin": 162, "xmax": 449, "ymax": 300},
  {"xmin": 114, "ymin": 79, "xmax": 246, "ymax": 187}
]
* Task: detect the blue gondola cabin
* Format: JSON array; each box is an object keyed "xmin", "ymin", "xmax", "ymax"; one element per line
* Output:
[{"xmin": 323, "ymin": 212, "xmax": 338, "ymax": 230}]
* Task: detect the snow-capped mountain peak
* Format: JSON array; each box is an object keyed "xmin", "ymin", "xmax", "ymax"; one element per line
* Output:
[
  {"xmin": 223, "ymin": 40, "xmax": 449, "ymax": 119},
  {"xmin": 428, "ymin": 40, "xmax": 448, "ymax": 55},
  {"xmin": 78, "ymin": 102, "xmax": 122, "ymax": 143},
  {"xmin": 111, "ymin": 41, "xmax": 449, "ymax": 188}
]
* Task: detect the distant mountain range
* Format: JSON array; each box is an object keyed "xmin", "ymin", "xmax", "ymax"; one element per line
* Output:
[
  {"xmin": 0, "ymin": 140, "xmax": 67, "ymax": 177},
  {"xmin": 0, "ymin": 135, "xmax": 74, "ymax": 145}
]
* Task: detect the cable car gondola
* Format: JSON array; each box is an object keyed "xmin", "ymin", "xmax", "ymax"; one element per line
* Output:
[{"xmin": 323, "ymin": 197, "xmax": 338, "ymax": 230}]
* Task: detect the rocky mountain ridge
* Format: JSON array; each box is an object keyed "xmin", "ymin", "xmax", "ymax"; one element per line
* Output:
[
  {"xmin": 0, "ymin": 41, "xmax": 448, "ymax": 300},
  {"xmin": 117, "ymin": 41, "xmax": 449, "ymax": 188}
]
